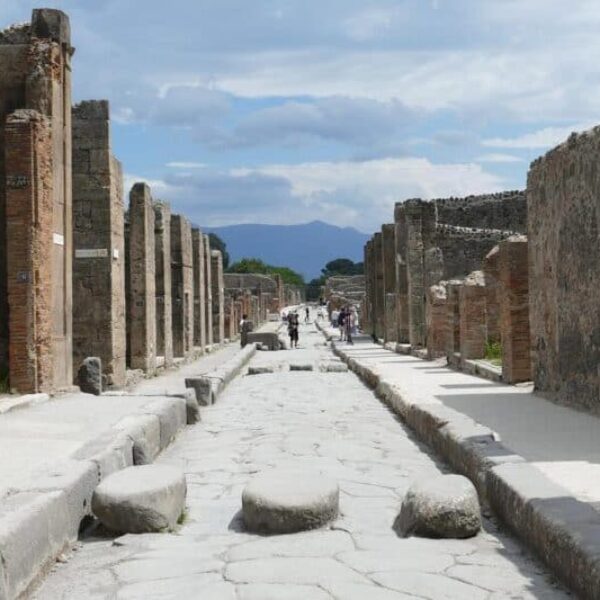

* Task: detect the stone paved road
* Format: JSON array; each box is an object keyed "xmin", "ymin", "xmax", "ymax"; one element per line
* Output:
[{"xmin": 33, "ymin": 317, "xmax": 570, "ymax": 599}]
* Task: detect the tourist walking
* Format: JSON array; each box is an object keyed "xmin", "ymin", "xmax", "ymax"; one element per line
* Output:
[
  {"xmin": 305, "ymin": 306, "xmax": 310, "ymax": 323},
  {"xmin": 346, "ymin": 307, "xmax": 354, "ymax": 345},
  {"xmin": 288, "ymin": 312, "xmax": 300, "ymax": 348},
  {"xmin": 338, "ymin": 307, "xmax": 347, "ymax": 341}
]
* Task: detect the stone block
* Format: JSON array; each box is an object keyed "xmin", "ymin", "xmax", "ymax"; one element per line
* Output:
[
  {"xmin": 395, "ymin": 475, "xmax": 481, "ymax": 539},
  {"xmin": 242, "ymin": 470, "xmax": 339, "ymax": 534},
  {"xmin": 71, "ymin": 429, "xmax": 134, "ymax": 480},
  {"xmin": 140, "ymin": 398, "xmax": 187, "ymax": 449},
  {"xmin": 77, "ymin": 357, "xmax": 102, "ymax": 395},
  {"xmin": 113, "ymin": 414, "xmax": 161, "ymax": 465},
  {"xmin": 92, "ymin": 466, "xmax": 186, "ymax": 534},
  {"xmin": 247, "ymin": 332, "xmax": 280, "ymax": 351}
]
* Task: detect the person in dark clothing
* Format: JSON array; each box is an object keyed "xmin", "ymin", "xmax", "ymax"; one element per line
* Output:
[
  {"xmin": 240, "ymin": 314, "xmax": 253, "ymax": 347},
  {"xmin": 305, "ymin": 306, "xmax": 310, "ymax": 323},
  {"xmin": 288, "ymin": 312, "xmax": 300, "ymax": 348},
  {"xmin": 338, "ymin": 308, "xmax": 347, "ymax": 341}
]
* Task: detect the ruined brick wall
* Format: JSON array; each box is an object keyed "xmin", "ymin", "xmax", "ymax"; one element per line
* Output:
[
  {"xmin": 1, "ymin": 9, "xmax": 73, "ymax": 390},
  {"xmin": 373, "ymin": 233, "xmax": 385, "ymax": 339},
  {"xmin": 72, "ymin": 100, "xmax": 125, "ymax": 388},
  {"xmin": 381, "ymin": 224, "xmax": 397, "ymax": 343},
  {"xmin": 434, "ymin": 191, "xmax": 526, "ymax": 233},
  {"xmin": 482, "ymin": 245, "xmax": 501, "ymax": 345},
  {"xmin": 498, "ymin": 236, "xmax": 531, "ymax": 384},
  {"xmin": 528, "ymin": 129, "xmax": 600, "ymax": 411},
  {"xmin": 5, "ymin": 110, "xmax": 53, "ymax": 392},
  {"xmin": 192, "ymin": 228, "xmax": 206, "ymax": 349},
  {"xmin": 170, "ymin": 214, "xmax": 194, "ymax": 357},
  {"xmin": 458, "ymin": 271, "xmax": 487, "ymax": 361},
  {"xmin": 154, "ymin": 201, "xmax": 173, "ymax": 365},
  {"xmin": 127, "ymin": 183, "xmax": 156, "ymax": 373},
  {"xmin": 393, "ymin": 203, "xmax": 409, "ymax": 343},
  {"xmin": 426, "ymin": 281, "xmax": 449, "ymax": 359},
  {"xmin": 223, "ymin": 273, "xmax": 277, "ymax": 292}
]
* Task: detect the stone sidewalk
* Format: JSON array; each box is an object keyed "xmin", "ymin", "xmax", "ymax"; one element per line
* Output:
[
  {"xmin": 322, "ymin": 326, "xmax": 600, "ymax": 599},
  {"xmin": 33, "ymin": 317, "xmax": 568, "ymax": 599},
  {"xmin": 0, "ymin": 343, "xmax": 239, "ymax": 496}
]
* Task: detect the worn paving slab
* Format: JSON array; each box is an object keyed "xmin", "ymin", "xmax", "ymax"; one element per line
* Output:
[{"xmin": 33, "ymin": 314, "xmax": 568, "ymax": 599}]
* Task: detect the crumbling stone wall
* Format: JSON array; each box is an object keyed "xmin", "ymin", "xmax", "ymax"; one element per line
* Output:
[
  {"xmin": 154, "ymin": 201, "xmax": 173, "ymax": 366},
  {"xmin": 393, "ymin": 202, "xmax": 409, "ymax": 343},
  {"xmin": 373, "ymin": 233, "xmax": 385, "ymax": 339},
  {"xmin": 0, "ymin": 9, "xmax": 74, "ymax": 392},
  {"xmin": 170, "ymin": 214, "xmax": 194, "ymax": 358},
  {"xmin": 528, "ymin": 128, "xmax": 600, "ymax": 411},
  {"xmin": 426, "ymin": 281, "xmax": 450, "ymax": 359},
  {"xmin": 381, "ymin": 224, "xmax": 397, "ymax": 343},
  {"xmin": 192, "ymin": 228, "xmax": 206, "ymax": 350},
  {"xmin": 72, "ymin": 100, "xmax": 125, "ymax": 388},
  {"xmin": 127, "ymin": 183, "xmax": 156, "ymax": 373},
  {"xmin": 482, "ymin": 245, "xmax": 501, "ymax": 345},
  {"xmin": 434, "ymin": 191, "xmax": 526, "ymax": 233},
  {"xmin": 458, "ymin": 271, "xmax": 487, "ymax": 362}
]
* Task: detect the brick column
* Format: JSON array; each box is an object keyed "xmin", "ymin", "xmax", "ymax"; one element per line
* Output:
[
  {"xmin": 458, "ymin": 271, "xmax": 487, "ymax": 362},
  {"xmin": 211, "ymin": 250, "xmax": 225, "ymax": 343},
  {"xmin": 192, "ymin": 228, "xmax": 206, "ymax": 350},
  {"xmin": 171, "ymin": 214, "xmax": 194, "ymax": 358},
  {"xmin": 5, "ymin": 111, "xmax": 53, "ymax": 393},
  {"xmin": 203, "ymin": 234, "xmax": 213, "ymax": 346},
  {"xmin": 498, "ymin": 236, "xmax": 531, "ymax": 383},
  {"xmin": 127, "ymin": 183, "xmax": 156, "ymax": 373},
  {"xmin": 382, "ymin": 223, "xmax": 397, "ymax": 343},
  {"xmin": 446, "ymin": 280, "xmax": 462, "ymax": 365},
  {"xmin": 483, "ymin": 245, "xmax": 501, "ymax": 345},
  {"xmin": 72, "ymin": 100, "xmax": 126, "ymax": 388},
  {"xmin": 154, "ymin": 201, "xmax": 173, "ymax": 366}
]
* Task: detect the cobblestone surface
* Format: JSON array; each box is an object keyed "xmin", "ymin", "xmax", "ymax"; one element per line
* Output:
[{"xmin": 33, "ymin": 318, "xmax": 569, "ymax": 599}]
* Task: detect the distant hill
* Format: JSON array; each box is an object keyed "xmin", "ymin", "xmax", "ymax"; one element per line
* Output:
[{"xmin": 201, "ymin": 220, "xmax": 369, "ymax": 280}]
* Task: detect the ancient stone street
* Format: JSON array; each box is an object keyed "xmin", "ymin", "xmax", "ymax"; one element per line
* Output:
[{"xmin": 33, "ymin": 317, "xmax": 567, "ymax": 599}]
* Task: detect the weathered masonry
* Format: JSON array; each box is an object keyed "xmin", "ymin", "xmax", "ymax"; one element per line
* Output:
[
  {"xmin": 192, "ymin": 228, "xmax": 206, "ymax": 351},
  {"xmin": 154, "ymin": 201, "xmax": 173, "ymax": 368},
  {"xmin": 72, "ymin": 100, "xmax": 126, "ymax": 388},
  {"xmin": 528, "ymin": 128, "xmax": 600, "ymax": 413},
  {"xmin": 203, "ymin": 234, "xmax": 213, "ymax": 347},
  {"xmin": 126, "ymin": 183, "xmax": 156, "ymax": 374},
  {"xmin": 0, "ymin": 10, "xmax": 74, "ymax": 393},
  {"xmin": 170, "ymin": 214, "xmax": 194, "ymax": 358},
  {"xmin": 211, "ymin": 249, "xmax": 225, "ymax": 343}
]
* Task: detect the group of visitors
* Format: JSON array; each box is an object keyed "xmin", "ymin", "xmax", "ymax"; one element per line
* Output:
[{"xmin": 330, "ymin": 305, "xmax": 358, "ymax": 344}]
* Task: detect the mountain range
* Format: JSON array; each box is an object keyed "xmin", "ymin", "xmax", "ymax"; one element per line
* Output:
[{"xmin": 202, "ymin": 220, "xmax": 370, "ymax": 280}]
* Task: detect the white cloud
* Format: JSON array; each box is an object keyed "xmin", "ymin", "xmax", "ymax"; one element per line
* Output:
[
  {"xmin": 343, "ymin": 8, "xmax": 400, "ymax": 41},
  {"xmin": 475, "ymin": 153, "xmax": 523, "ymax": 163},
  {"xmin": 482, "ymin": 122, "xmax": 598, "ymax": 149},
  {"xmin": 166, "ymin": 162, "xmax": 207, "ymax": 169}
]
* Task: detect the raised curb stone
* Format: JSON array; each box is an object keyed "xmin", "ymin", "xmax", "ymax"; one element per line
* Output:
[
  {"xmin": 395, "ymin": 474, "xmax": 481, "ymax": 539},
  {"xmin": 92, "ymin": 465, "xmax": 187, "ymax": 534},
  {"xmin": 242, "ymin": 469, "xmax": 339, "ymax": 534}
]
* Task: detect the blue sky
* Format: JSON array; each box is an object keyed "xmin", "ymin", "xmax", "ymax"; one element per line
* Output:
[{"xmin": 3, "ymin": 1, "xmax": 599, "ymax": 232}]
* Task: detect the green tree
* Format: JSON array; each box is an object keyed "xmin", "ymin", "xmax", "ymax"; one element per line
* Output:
[
  {"xmin": 321, "ymin": 258, "xmax": 364, "ymax": 278},
  {"xmin": 227, "ymin": 257, "xmax": 305, "ymax": 287},
  {"xmin": 208, "ymin": 233, "xmax": 230, "ymax": 269}
]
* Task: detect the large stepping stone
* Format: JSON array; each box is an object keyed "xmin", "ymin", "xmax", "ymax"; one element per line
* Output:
[
  {"xmin": 395, "ymin": 474, "xmax": 481, "ymax": 539},
  {"xmin": 242, "ymin": 469, "xmax": 339, "ymax": 534},
  {"xmin": 92, "ymin": 465, "xmax": 186, "ymax": 533}
]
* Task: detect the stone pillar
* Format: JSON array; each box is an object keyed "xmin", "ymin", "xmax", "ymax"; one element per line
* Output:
[
  {"xmin": 394, "ymin": 203, "xmax": 410, "ymax": 343},
  {"xmin": 127, "ymin": 183, "xmax": 156, "ymax": 373},
  {"xmin": 363, "ymin": 241, "xmax": 372, "ymax": 334},
  {"xmin": 458, "ymin": 271, "xmax": 487, "ymax": 362},
  {"xmin": 170, "ymin": 215, "xmax": 194, "ymax": 358},
  {"xmin": 483, "ymin": 245, "xmax": 501, "ymax": 345},
  {"xmin": 426, "ymin": 281, "xmax": 449, "ymax": 359},
  {"xmin": 498, "ymin": 236, "xmax": 531, "ymax": 383},
  {"xmin": 382, "ymin": 223, "xmax": 397, "ymax": 343},
  {"xmin": 72, "ymin": 100, "xmax": 126, "ymax": 388},
  {"xmin": 192, "ymin": 228, "xmax": 206, "ymax": 350},
  {"xmin": 211, "ymin": 250, "xmax": 225, "ymax": 343},
  {"xmin": 203, "ymin": 234, "xmax": 213, "ymax": 346},
  {"xmin": 446, "ymin": 280, "xmax": 462, "ymax": 366},
  {"xmin": 1, "ymin": 10, "xmax": 74, "ymax": 392},
  {"xmin": 373, "ymin": 232, "xmax": 384, "ymax": 340},
  {"xmin": 154, "ymin": 201, "xmax": 173, "ymax": 366},
  {"xmin": 405, "ymin": 199, "xmax": 436, "ymax": 347}
]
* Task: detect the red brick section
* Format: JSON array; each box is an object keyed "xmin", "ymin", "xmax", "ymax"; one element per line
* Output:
[
  {"xmin": 458, "ymin": 271, "xmax": 487, "ymax": 361},
  {"xmin": 483, "ymin": 245, "xmax": 501, "ymax": 344},
  {"xmin": 498, "ymin": 237, "xmax": 531, "ymax": 383},
  {"xmin": 5, "ymin": 110, "xmax": 53, "ymax": 393}
]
